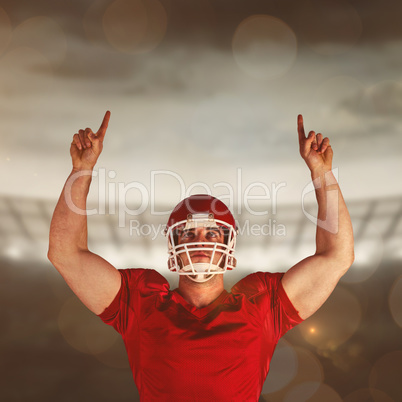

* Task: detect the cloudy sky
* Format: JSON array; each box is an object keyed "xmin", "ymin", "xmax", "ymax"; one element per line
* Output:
[{"xmin": 0, "ymin": 0, "xmax": 401, "ymax": 207}]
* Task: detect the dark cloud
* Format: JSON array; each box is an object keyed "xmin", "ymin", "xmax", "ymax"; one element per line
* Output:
[
  {"xmin": 1, "ymin": 0, "xmax": 401, "ymax": 83},
  {"xmin": 1, "ymin": 0, "xmax": 402, "ymax": 49}
]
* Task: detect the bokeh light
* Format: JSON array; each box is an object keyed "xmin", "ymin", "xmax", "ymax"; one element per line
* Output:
[
  {"xmin": 94, "ymin": 337, "xmax": 130, "ymax": 369},
  {"xmin": 343, "ymin": 388, "xmax": 394, "ymax": 402},
  {"xmin": 388, "ymin": 275, "xmax": 402, "ymax": 328},
  {"xmin": 262, "ymin": 346, "xmax": 324, "ymax": 401},
  {"xmin": 58, "ymin": 296, "xmax": 118, "ymax": 355},
  {"xmin": 298, "ymin": 0, "xmax": 362, "ymax": 56},
  {"xmin": 232, "ymin": 15, "xmax": 297, "ymax": 80},
  {"xmin": 83, "ymin": 0, "xmax": 110, "ymax": 46},
  {"xmin": 262, "ymin": 339, "xmax": 298, "ymax": 393},
  {"xmin": 12, "ymin": 16, "xmax": 67, "ymax": 69},
  {"xmin": 284, "ymin": 382, "xmax": 342, "ymax": 402},
  {"xmin": 0, "ymin": 7, "xmax": 12, "ymax": 56},
  {"xmin": 291, "ymin": 347, "xmax": 324, "ymax": 384},
  {"xmin": 135, "ymin": 0, "xmax": 168, "ymax": 54},
  {"xmin": 297, "ymin": 286, "xmax": 361, "ymax": 349},
  {"xmin": 103, "ymin": 0, "xmax": 147, "ymax": 52},
  {"xmin": 103, "ymin": 0, "xmax": 167, "ymax": 54},
  {"xmin": 369, "ymin": 351, "xmax": 402, "ymax": 402}
]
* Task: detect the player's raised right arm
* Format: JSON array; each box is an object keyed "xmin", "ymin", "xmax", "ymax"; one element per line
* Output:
[{"xmin": 48, "ymin": 111, "xmax": 121, "ymax": 315}]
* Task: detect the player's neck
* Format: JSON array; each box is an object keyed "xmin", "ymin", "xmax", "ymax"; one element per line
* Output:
[{"xmin": 178, "ymin": 275, "xmax": 224, "ymax": 309}]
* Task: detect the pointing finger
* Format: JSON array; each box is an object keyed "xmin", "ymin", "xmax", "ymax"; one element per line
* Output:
[
  {"xmin": 297, "ymin": 114, "xmax": 306, "ymax": 144},
  {"xmin": 97, "ymin": 110, "xmax": 111, "ymax": 140}
]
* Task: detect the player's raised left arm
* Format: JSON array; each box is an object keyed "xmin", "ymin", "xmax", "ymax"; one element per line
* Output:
[{"xmin": 281, "ymin": 115, "xmax": 354, "ymax": 320}]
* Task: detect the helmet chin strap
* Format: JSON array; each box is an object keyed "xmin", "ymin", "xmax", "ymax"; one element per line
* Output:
[{"xmin": 181, "ymin": 263, "xmax": 220, "ymax": 283}]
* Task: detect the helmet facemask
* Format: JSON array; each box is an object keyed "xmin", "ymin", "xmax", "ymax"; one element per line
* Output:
[{"xmin": 165, "ymin": 213, "xmax": 237, "ymax": 283}]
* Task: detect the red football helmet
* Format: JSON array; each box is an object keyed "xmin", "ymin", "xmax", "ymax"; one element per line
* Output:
[{"xmin": 165, "ymin": 194, "xmax": 237, "ymax": 283}]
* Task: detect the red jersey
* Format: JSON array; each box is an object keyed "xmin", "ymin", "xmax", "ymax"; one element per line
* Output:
[{"xmin": 99, "ymin": 269, "xmax": 303, "ymax": 401}]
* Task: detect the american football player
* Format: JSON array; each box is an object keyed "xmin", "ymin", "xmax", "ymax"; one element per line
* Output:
[{"xmin": 48, "ymin": 111, "xmax": 354, "ymax": 401}]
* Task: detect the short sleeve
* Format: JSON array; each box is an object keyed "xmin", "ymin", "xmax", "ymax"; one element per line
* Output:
[
  {"xmin": 275, "ymin": 274, "xmax": 304, "ymax": 337},
  {"xmin": 97, "ymin": 268, "xmax": 169, "ymax": 334},
  {"xmin": 232, "ymin": 272, "xmax": 304, "ymax": 339},
  {"xmin": 97, "ymin": 269, "xmax": 131, "ymax": 334}
]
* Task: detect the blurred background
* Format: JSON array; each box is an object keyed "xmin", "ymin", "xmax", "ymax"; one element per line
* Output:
[{"xmin": 1, "ymin": 0, "xmax": 401, "ymax": 401}]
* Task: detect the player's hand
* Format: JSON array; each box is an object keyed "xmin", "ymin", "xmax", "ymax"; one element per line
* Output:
[
  {"xmin": 297, "ymin": 114, "xmax": 333, "ymax": 172},
  {"xmin": 70, "ymin": 111, "xmax": 110, "ymax": 171}
]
